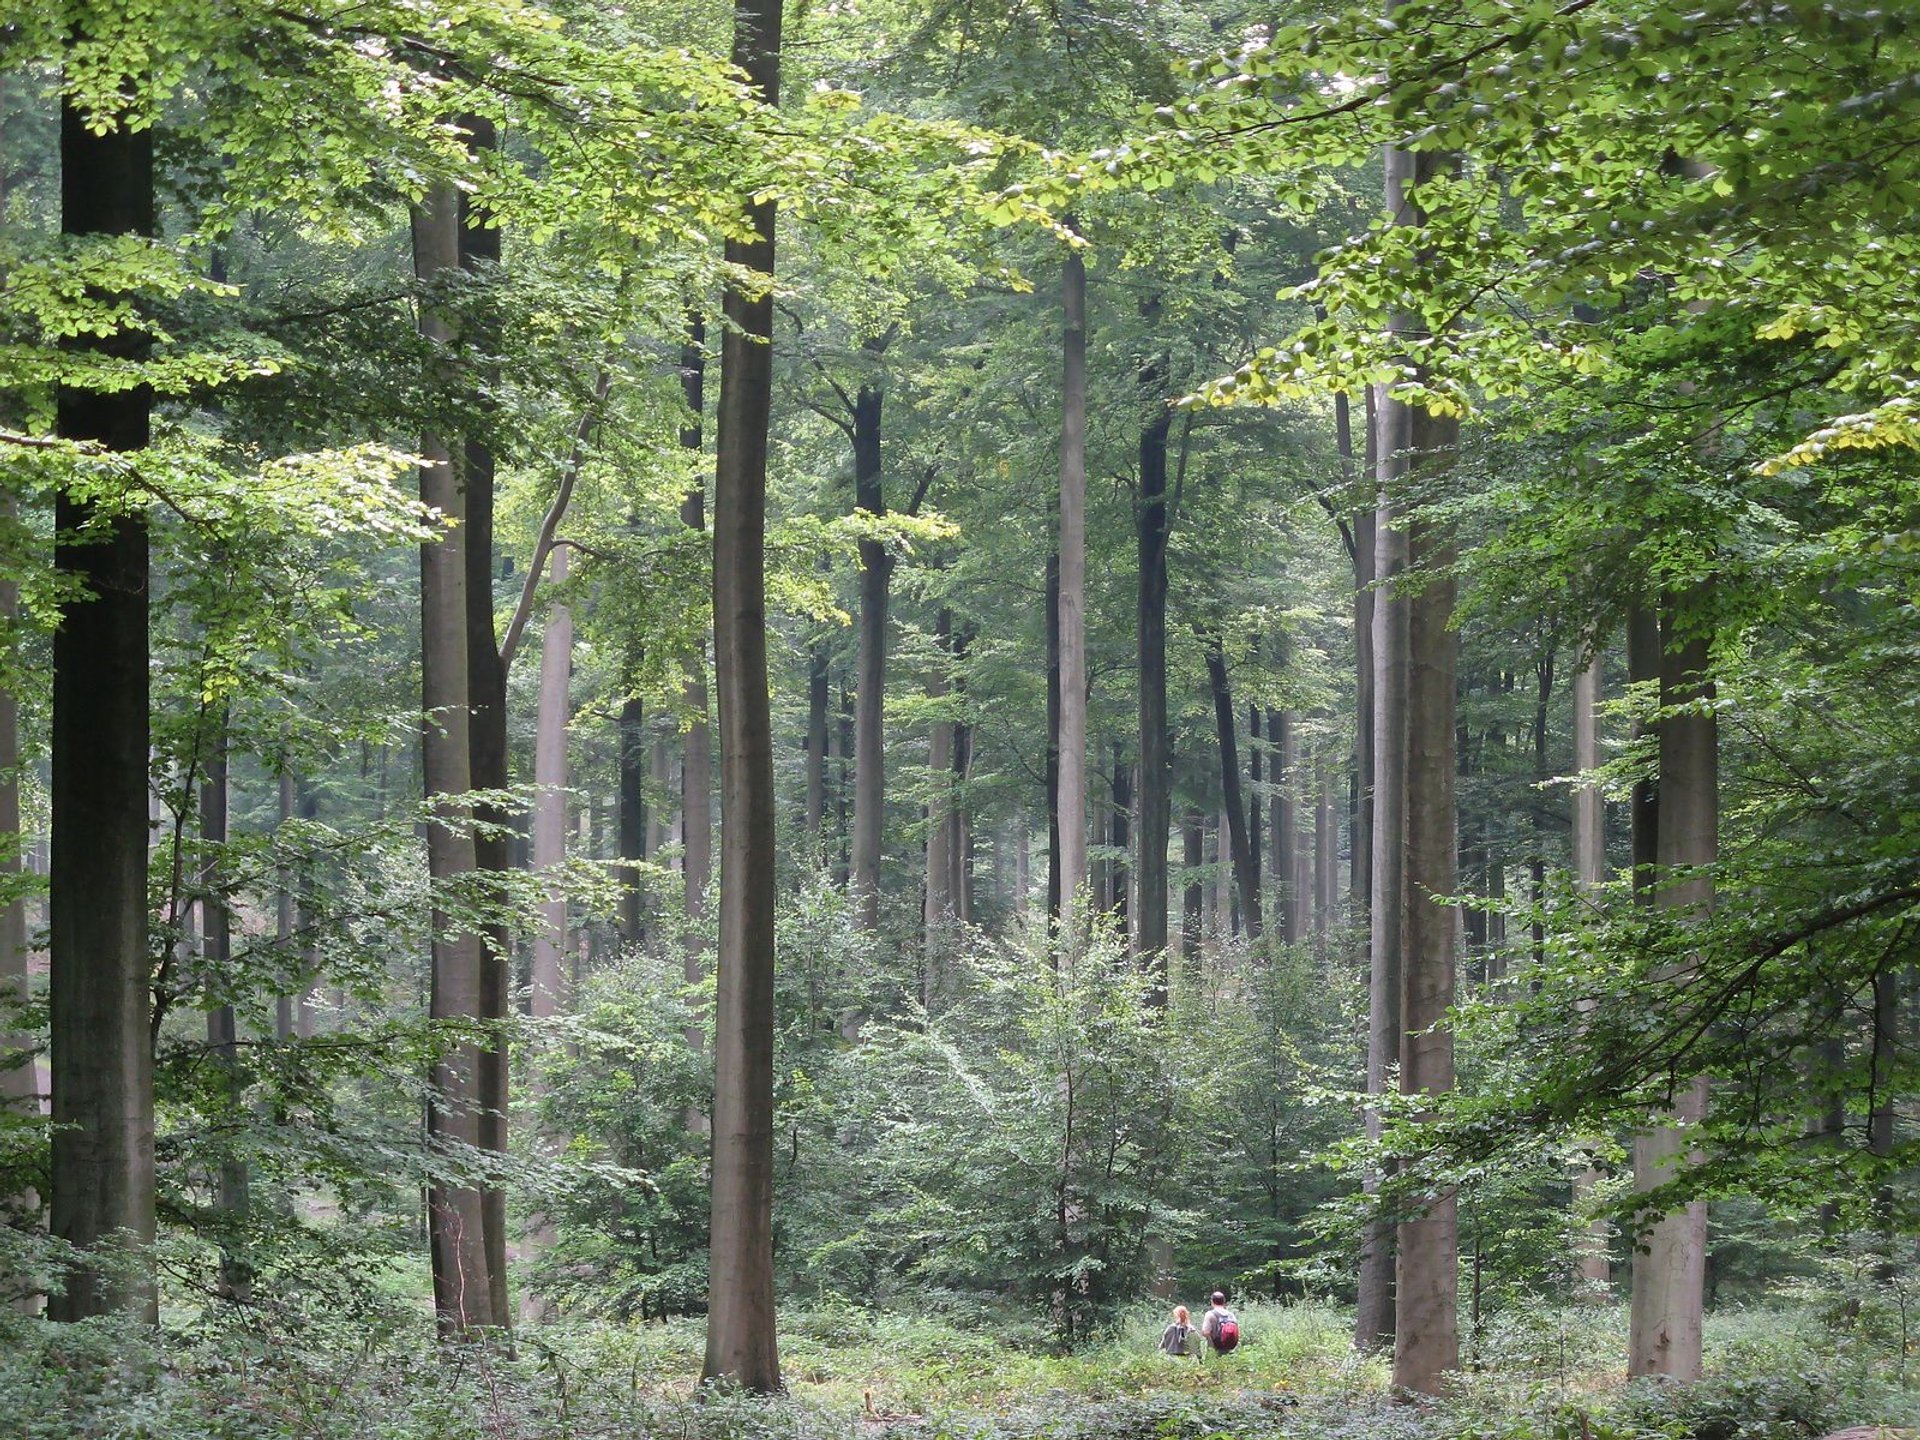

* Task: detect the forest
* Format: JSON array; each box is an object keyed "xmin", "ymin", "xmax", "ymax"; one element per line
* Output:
[{"xmin": 3, "ymin": 0, "xmax": 1919, "ymax": 1437}]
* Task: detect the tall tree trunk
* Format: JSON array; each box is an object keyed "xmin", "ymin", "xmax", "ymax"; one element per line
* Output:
[
  {"xmin": 200, "ymin": 728, "xmax": 251, "ymax": 1301},
  {"xmin": 1046, "ymin": 553, "xmax": 1063, "ymax": 924},
  {"xmin": 805, "ymin": 645, "xmax": 829, "ymax": 839},
  {"xmin": 49, "ymin": 84, "xmax": 155, "ymax": 1325},
  {"xmin": 1628, "ymin": 595, "xmax": 1715, "ymax": 1381},
  {"xmin": 681, "ymin": 327, "xmax": 714, "ymax": 942},
  {"xmin": 1314, "ymin": 755, "xmax": 1336, "ymax": 952},
  {"xmin": 1136, "ymin": 331, "xmax": 1172, "ymax": 977},
  {"xmin": 1349, "ymin": 392, "xmax": 1377, "ymax": 932},
  {"xmin": 1394, "ymin": 446, "xmax": 1461, "ymax": 1396},
  {"xmin": 0, "ymin": 513, "xmax": 39, "ymax": 1313},
  {"xmin": 1570, "ymin": 647, "xmax": 1611, "ymax": 1290},
  {"xmin": 1109, "ymin": 743, "xmax": 1131, "ymax": 934},
  {"xmin": 702, "ymin": 0, "xmax": 783, "ymax": 1389},
  {"xmin": 950, "ymin": 637, "xmax": 973, "ymax": 928},
  {"xmin": 1529, "ymin": 647, "xmax": 1555, "ymax": 971},
  {"xmin": 925, "ymin": 611, "xmax": 954, "ymax": 955},
  {"xmin": 1057, "ymin": 244, "xmax": 1089, "ymax": 934},
  {"xmin": 835, "ymin": 687, "xmax": 853, "ymax": 886},
  {"xmin": 648, "ymin": 736, "xmax": 671, "ymax": 859},
  {"xmin": 618, "ymin": 694, "xmax": 647, "ymax": 946},
  {"xmin": 414, "ymin": 186, "xmax": 491, "ymax": 1336},
  {"xmin": 1179, "ymin": 811, "xmax": 1203, "ymax": 986},
  {"xmin": 1355, "ymin": 383, "xmax": 1407, "ymax": 1350},
  {"xmin": 1206, "ymin": 642, "xmax": 1263, "ymax": 938},
  {"xmin": 1273, "ymin": 709, "xmax": 1300, "ymax": 943},
  {"xmin": 530, "ymin": 545, "xmax": 572, "ymax": 1019},
  {"xmin": 850, "ymin": 384, "xmax": 889, "ymax": 931},
  {"xmin": 456, "ymin": 134, "xmax": 512, "ymax": 1333},
  {"xmin": 1247, "ymin": 703, "xmax": 1264, "ymax": 885}
]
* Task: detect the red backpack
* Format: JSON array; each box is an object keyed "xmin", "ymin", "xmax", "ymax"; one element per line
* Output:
[{"xmin": 1211, "ymin": 1312, "xmax": 1240, "ymax": 1352}]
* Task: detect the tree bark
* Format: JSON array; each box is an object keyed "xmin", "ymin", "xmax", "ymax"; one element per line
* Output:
[
  {"xmin": 1355, "ymin": 378, "xmax": 1406, "ymax": 1353},
  {"xmin": 1206, "ymin": 641, "xmax": 1263, "ymax": 938},
  {"xmin": 1109, "ymin": 743, "xmax": 1131, "ymax": 934},
  {"xmin": 1046, "ymin": 552, "xmax": 1062, "ymax": 924},
  {"xmin": 618, "ymin": 694, "xmax": 647, "ymax": 946},
  {"xmin": 1628, "ymin": 595, "xmax": 1715, "ymax": 1381},
  {"xmin": 925, "ymin": 611, "xmax": 954, "ymax": 955},
  {"xmin": 681, "ymin": 328, "xmax": 714, "ymax": 942},
  {"xmin": 1248, "ymin": 703, "xmax": 1263, "ymax": 885},
  {"xmin": 200, "ymin": 729, "xmax": 251, "ymax": 1301},
  {"xmin": 1057, "ymin": 244, "xmax": 1089, "ymax": 934},
  {"xmin": 1179, "ymin": 811, "xmax": 1203, "ymax": 986},
  {"xmin": 1314, "ymin": 755, "xmax": 1336, "ymax": 952},
  {"xmin": 805, "ymin": 645, "xmax": 829, "ymax": 838},
  {"xmin": 1136, "ymin": 331, "xmax": 1172, "ymax": 977},
  {"xmin": 454, "ymin": 129, "xmax": 513, "ymax": 1335},
  {"xmin": 530, "ymin": 544, "xmax": 572, "ymax": 1019},
  {"xmin": 0, "ymin": 508, "xmax": 39, "ymax": 1313},
  {"xmin": 702, "ymin": 0, "xmax": 783, "ymax": 1389},
  {"xmin": 1350, "ymin": 392, "xmax": 1377, "ymax": 933},
  {"xmin": 850, "ymin": 383, "xmax": 889, "ymax": 930},
  {"xmin": 49, "ymin": 87, "xmax": 155, "ymax": 1325},
  {"xmin": 1394, "ymin": 466, "xmax": 1461, "ymax": 1397},
  {"xmin": 1570, "ymin": 647, "xmax": 1611, "ymax": 1290}
]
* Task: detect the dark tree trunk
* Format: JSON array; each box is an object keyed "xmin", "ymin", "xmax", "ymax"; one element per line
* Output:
[
  {"xmin": 850, "ymin": 383, "xmax": 889, "ymax": 930},
  {"xmin": 702, "ymin": 0, "xmax": 783, "ymax": 1390},
  {"xmin": 1206, "ymin": 641, "xmax": 1263, "ymax": 938},
  {"xmin": 414, "ymin": 185, "xmax": 491, "ymax": 1335},
  {"xmin": 49, "ymin": 87, "xmax": 156, "ymax": 1325},
  {"xmin": 619, "ymin": 695, "xmax": 647, "ymax": 945},
  {"xmin": 926, "ymin": 610, "xmax": 954, "ymax": 954},
  {"xmin": 805, "ymin": 645, "xmax": 829, "ymax": 838},
  {"xmin": 1247, "ymin": 702, "xmax": 1263, "ymax": 883},
  {"xmin": 457, "ymin": 134, "xmax": 512, "ymax": 1332},
  {"xmin": 1, "ymin": 504, "xmax": 38, "ymax": 1312},
  {"xmin": 1136, "ymin": 330, "xmax": 1172, "ymax": 976},
  {"xmin": 1348, "ymin": 391, "xmax": 1377, "ymax": 934}
]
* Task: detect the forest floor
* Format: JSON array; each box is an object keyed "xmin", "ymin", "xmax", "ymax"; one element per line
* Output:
[{"xmin": 9, "ymin": 1296, "xmax": 1920, "ymax": 1439}]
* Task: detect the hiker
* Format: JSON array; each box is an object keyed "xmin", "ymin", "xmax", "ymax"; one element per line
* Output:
[
  {"xmin": 1200, "ymin": 1291, "xmax": 1240, "ymax": 1357},
  {"xmin": 1157, "ymin": 1304, "xmax": 1196, "ymax": 1358}
]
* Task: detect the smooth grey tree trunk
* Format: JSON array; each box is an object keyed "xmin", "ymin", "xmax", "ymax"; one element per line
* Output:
[
  {"xmin": 1355, "ymin": 380, "xmax": 1407, "ymax": 1354},
  {"xmin": 1046, "ymin": 553, "xmax": 1062, "ymax": 923},
  {"xmin": 49, "ymin": 88, "xmax": 155, "ymax": 1325},
  {"xmin": 1570, "ymin": 648, "xmax": 1612, "ymax": 1289},
  {"xmin": 530, "ymin": 544, "xmax": 572, "ymax": 1019},
  {"xmin": 1628, "ymin": 596, "xmax": 1714, "ymax": 1380},
  {"xmin": 1056, "ymin": 247, "xmax": 1089, "ymax": 936},
  {"xmin": 702, "ymin": 0, "xmax": 783, "ymax": 1390}
]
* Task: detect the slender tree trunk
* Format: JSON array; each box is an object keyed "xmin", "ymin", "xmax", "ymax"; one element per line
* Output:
[
  {"xmin": 1274, "ymin": 709, "xmax": 1300, "ymax": 943},
  {"xmin": 200, "ymin": 729, "xmax": 251, "ymax": 1301},
  {"xmin": 681, "ymin": 328, "xmax": 714, "ymax": 941},
  {"xmin": 1057, "ymin": 244, "xmax": 1089, "ymax": 933},
  {"xmin": 1628, "ymin": 594, "xmax": 1714, "ymax": 1382},
  {"xmin": 1109, "ymin": 742, "xmax": 1131, "ymax": 934},
  {"xmin": 1530, "ymin": 647, "xmax": 1555, "ymax": 971},
  {"xmin": 1247, "ymin": 703, "xmax": 1263, "ymax": 885},
  {"xmin": 1350, "ymin": 393, "xmax": 1377, "ymax": 932},
  {"xmin": 925, "ymin": 612, "xmax": 954, "ymax": 954},
  {"xmin": 1355, "ymin": 379, "xmax": 1407, "ymax": 1354},
  {"xmin": 835, "ymin": 687, "xmax": 853, "ymax": 886},
  {"xmin": 850, "ymin": 384, "xmax": 889, "ymax": 930},
  {"xmin": 0, "ymin": 518, "xmax": 39, "ymax": 1313},
  {"xmin": 618, "ymin": 694, "xmax": 647, "ymax": 946},
  {"xmin": 1046, "ymin": 552, "xmax": 1063, "ymax": 924},
  {"xmin": 702, "ymin": 0, "xmax": 783, "ymax": 1388},
  {"xmin": 950, "ymin": 639, "xmax": 973, "ymax": 927},
  {"xmin": 1180, "ymin": 811, "xmax": 1203, "ymax": 986},
  {"xmin": 648, "ymin": 737, "xmax": 670, "ymax": 859},
  {"xmin": 1569, "ymin": 648, "xmax": 1611, "ymax": 1289},
  {"xmin": 412, "ymin": 185, "xmax": 493, "ymax": 1336},
  {"xmin": 1314, "ymin": 756, "xmax": 1336, "ymax": 952},
  {"xmin": 1206, "ymin": 641, "xmax": 1263, "ymax": 938},
  {"xmin": 531, "ymin": 545, "xmax": 572, "ymax": 1019},
  {"xmin": 805, "ymin": 645, "xmax": 829, "ymax": 839},
  {"xmin": 49, "ymin": 85, "xmax": 155, "ymax": 1325},
  {"xmin": 1136, "ymin": 332, "xmax": 1172, "ymax": 978}
]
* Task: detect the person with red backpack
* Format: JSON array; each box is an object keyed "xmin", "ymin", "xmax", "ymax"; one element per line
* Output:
[{"xmin": 1200, "ymin": 1291, "xmax": 1240, "ymax": 1357}]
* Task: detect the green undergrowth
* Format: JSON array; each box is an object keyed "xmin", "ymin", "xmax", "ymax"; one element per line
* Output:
[{"xmin": 5, "ymin": 1299, "xmax": 1918, "ymax": 1440}]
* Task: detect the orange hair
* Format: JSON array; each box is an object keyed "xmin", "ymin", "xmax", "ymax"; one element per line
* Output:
[{"xmin": 1173, "ymin": 1305, "xmax": 1190, "ymax": 1324}]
